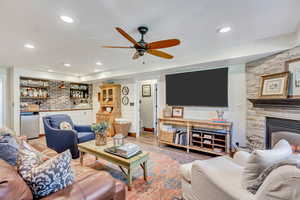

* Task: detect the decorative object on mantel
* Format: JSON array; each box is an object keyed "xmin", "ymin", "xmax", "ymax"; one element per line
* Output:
[
  {"xmin": 172, "ymin": 107, "xmax": 184, "ymax": 118},
  {"xmin": 163, "ymin": 106, "xmax": 172, "ymax": 118},
  {"xmin": 91, "ymin": 122, "xmax": 108, "ymax": 146},
  {"xmin": 142, "ymin": 84, "xmax": 151, "ymax": 97},
  {"xmin": 122, "ymin": 86, "xmax": 129, "ymax": 95},
  {"xmin": 286, "ymin": 58, "xmax": 300, "ymax": 98},
  {"xmin": 259, "ymin": 72, "xmax": 289, "ymax": 99},
  {"xmin": 246, "ymin": 135, "xmax": 264, "ymax": 151}
]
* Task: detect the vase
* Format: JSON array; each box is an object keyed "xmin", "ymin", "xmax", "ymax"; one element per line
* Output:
[{"xmin": 95, "ymin": 133, "xmax": 107, "ymax": 146}]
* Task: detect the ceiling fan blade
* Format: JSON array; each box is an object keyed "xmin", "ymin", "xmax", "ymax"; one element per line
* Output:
[
  {"xmin": 115, "ymin": 27, "xmax": 141, "ymax": 47},
  {"xmin": 102, "ymin": 46, "xmax": 133, "ymax": 49},
  {"xmin": 132, "ymin": 52, "xmax": 140, "ymax": 60},
  {"xmin": 148, "ymin": 39, "xmax": 180, "ymax": 49},
  {"xmin": 147, "ymin": 49, "xmax": 174, "ymax": 59}
]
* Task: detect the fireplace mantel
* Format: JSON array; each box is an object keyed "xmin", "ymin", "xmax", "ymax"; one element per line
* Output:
[{"xmin": 248, "ymin": 98, "xmax": 300, "ymax": 109}]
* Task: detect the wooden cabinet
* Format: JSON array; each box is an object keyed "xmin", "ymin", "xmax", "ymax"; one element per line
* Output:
[{"xmin": 96, "ymin": 84, "xmax": 121, "ymax": 137}]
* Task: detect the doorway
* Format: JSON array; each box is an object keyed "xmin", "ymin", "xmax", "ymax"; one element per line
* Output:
[{"xmin": 138, "ymin": 80, "xmax": 158, "ymax": 144}]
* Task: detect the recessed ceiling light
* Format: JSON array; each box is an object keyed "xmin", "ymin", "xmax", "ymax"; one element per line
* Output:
[
  {"xmin": 96, "ymin": 62, "xmax": 102, "ymax": 66},
  {"xmin": 217, "ymin": 26, "xmax": 231, "ymax": 33},
  {"xmin": 47, "ymin": 69, "xmax": 54, "ymax": 72},
  {"xmin": 24, "ymin": 44, "xmax": 35, "ymax": 49},
  {"xmin": 60, "ymin": 16, "xmax": 74, "ymax": 23},
  {"xmin": 64, "ymin": 63, "xmax": 71, "ymax": 67}
]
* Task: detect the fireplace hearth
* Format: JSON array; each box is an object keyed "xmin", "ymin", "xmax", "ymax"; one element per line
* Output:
[{"xmin": 265, "ymin": 117, "xmax": 300, "ymax": 149}]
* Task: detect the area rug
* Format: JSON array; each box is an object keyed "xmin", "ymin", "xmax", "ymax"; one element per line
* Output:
[{"xmin": 29, "ymin": 137, "xmax": 210, "ymax": 200}]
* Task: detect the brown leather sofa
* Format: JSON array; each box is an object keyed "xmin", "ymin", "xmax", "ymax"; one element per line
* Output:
[{"xmin": 0, "ymin": 159, "xmax": 126, "ymax": 200}]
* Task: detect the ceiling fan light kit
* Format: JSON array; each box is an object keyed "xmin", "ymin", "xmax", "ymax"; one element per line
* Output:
[{"xmin": 103, "ymin": 26, "xmax": 180, "ymax": 60}]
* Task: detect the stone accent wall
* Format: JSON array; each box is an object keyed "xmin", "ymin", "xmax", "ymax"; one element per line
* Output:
[
  {"xmin": 22, "ymin": 81, "xmax": 92, "ymax": 110},
  {"xmin": 246, "ymin": 47, "xmax": 300, "ymax": 148}
]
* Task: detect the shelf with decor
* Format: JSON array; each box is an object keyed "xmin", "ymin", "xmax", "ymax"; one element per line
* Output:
[
  {"xmin": 20, "ymin": 77, "xmax": 50, "ymax": 99},
  {"xmin": 158, "ymin": 118, "xmax": 232, "ymax": 156},
  {"xmin": 70, "ymin": 83, "xmax": 90, "ymax": 99}
]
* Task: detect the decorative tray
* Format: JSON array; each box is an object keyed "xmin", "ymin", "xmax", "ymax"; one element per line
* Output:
[{"xmin": 104, "ymin": 147, "xmax": 142, "ymax": 159}]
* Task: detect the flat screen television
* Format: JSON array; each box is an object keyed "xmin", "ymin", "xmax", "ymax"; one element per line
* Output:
[{"xmin": 166, "ymin": 68, "xmax": 228, "ymax": 107}]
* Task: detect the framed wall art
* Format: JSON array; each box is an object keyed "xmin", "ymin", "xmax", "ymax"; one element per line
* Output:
[
  {"xmin": 172, "ymin": 107, "xmax": 184, "ymax": 118},
  {"xmin": 122, "ymin": 96, "xmax": 129, "ymax": 105},
  {"xmin": 286, "ymin": 58, "xmax": 300, "ymax": 98},
  {"xmin": 142, "ymin": 84, "xmax": 151, "ymax": 97},
  {"xmin": 122, "ymin": 86, "xmax": 129, "ymax": 95},
  {"xmin": 259, "ymin": 72, "xmax": 289, "ymax": 99}
]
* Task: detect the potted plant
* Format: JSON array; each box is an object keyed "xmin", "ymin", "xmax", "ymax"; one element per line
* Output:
[{"xmin": 91, "ymin": 122, "xmax": 109, "ymax": 146}]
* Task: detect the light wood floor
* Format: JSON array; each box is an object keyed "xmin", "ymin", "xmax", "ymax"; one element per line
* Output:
[{"xmin": 138, "ymin": 131, "xmax": 158, "ymax": 145}]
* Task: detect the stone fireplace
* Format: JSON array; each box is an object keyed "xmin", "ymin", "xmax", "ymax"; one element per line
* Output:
[{"xmin": 246, "ymin": 47, "xmax": 300, "ymax": 148}]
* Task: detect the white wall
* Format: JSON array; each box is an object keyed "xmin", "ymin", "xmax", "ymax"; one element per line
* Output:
[
  {"xmin": 0, "ymin": 67, "xmax": 11, "ymax": 128},
  {"xmin": 140, "ymin": 80, "xmax": 156, "ymax": 129}
]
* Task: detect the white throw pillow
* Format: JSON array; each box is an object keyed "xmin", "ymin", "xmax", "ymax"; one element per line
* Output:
[
  {"xmin": 59, "ymin": 121, "xmax": 73, "ymax": 130},
  {"xmin": 242, "ymin": 139, "xmax": 292, "ymax": 189}
]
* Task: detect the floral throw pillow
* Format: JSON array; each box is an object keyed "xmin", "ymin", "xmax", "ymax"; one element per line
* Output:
[
  {"xmin": 17, "ymin": 141, "xmax": 43, "ymax": 180},
  {"xmin": 17, "ymin": 142, "xmax": 74, "ymax": 198}
]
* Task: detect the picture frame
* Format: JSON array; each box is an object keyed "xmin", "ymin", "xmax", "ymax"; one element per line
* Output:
[
  {"xmin": 259, "ymin": 72, "xmax": 289, "ymax": 99},
  {"xmin": 172, "ymin": 107, "xmax": 184, "ymax": 118},
  {"xmin": 285, "ymin": 58, "xmax": 300, "ymax": 98},
  {"xmin": 142, "ymin": 84, "xmax": 151, "ymax": 97},
  {"xmin": 122, "ymin": 96, "xmax": 129, "ymax": 105},
  {"xmin": 122, "ymin": 86, "xmax": 129, "ymax": 95}
]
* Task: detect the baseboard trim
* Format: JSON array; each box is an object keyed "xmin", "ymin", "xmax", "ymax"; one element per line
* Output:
[
  {"xmin": 144, "ymin": 128, "xmax": 154, "ymax": 132},
  {"xmin": 128, "ymin": 132, "xmax": 136, "ymax": 137}
]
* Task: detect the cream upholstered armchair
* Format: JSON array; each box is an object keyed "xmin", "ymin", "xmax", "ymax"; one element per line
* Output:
[{"xmin": 180, "ymin": 151, "xmax": 300, "ymax": 200}]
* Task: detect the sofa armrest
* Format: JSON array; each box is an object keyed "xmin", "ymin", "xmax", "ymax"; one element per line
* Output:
[
  {"xmin": 255, "ymin": 165, "xmax": 300, "ymax": 200},
  {"xmin": 233, "ymin": 151, "xmax": 251, "ymax": 167},
  {"xmin": 74, "ymin": 125, "xmax": 92, "ymax": 132},
  {"xmin": 41, "ymin": 172, "xmax": 125, "ymax": 200}
]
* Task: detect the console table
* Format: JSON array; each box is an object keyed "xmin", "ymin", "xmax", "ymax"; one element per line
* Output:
[{"xmin": 159, "ymin": 118, "xmax": 232, "ymax": 156}]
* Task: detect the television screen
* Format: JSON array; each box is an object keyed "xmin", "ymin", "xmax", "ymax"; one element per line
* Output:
[{"xmin": 166, "ymin": 68, "xmax": 228, "ymax": 107}]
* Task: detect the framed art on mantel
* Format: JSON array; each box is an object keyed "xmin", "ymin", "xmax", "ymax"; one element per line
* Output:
[
  {"xmin": 286, "ymin": 58, "xmax": 300, "ymax": 98},
  {"xmin": 259, "ymin": 72, "xmax": 289, "ymax": 99}
]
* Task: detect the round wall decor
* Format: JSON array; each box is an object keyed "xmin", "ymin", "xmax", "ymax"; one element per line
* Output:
[
  {"xmin": 122, "ymin": 86, "xmax": 129, "ymax": 95},
  {"xmin": 122, "ymin": 96, "xmax": 129, "ymax": 105}
]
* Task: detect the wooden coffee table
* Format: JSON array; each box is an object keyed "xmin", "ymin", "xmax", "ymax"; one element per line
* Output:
[{"xmin": 78, "ymin": 140, "xmax": 149, "ymax": 190}]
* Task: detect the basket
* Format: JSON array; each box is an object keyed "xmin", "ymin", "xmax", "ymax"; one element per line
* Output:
[
  {"xmin": 113, "ymin": 122, "xmax": 131, "ymax": 137},
  {"xmin": 159, "ymin": 130, "xmax": 176, "ymax": 143}
]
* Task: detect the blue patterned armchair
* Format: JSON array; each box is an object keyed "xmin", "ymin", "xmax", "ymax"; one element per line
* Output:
[{"xmin": 43, "ymin": 114, "xmax": 95, "ymax": 159}]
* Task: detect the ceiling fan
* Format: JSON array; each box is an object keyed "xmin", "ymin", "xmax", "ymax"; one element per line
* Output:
[{"xmin": 103, "ymin": 26, "xmax": 180, "ymax": 60}]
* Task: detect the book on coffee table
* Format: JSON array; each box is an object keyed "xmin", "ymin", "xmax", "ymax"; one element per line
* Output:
[{"xmin": 104, "ymin": 143, "xmax": 141, "ymax": 159}]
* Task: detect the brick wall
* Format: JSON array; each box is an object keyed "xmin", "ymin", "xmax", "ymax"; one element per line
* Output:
[
  {"xmin": 22, "ymin": 80, "xmax": 92, "ymax": 110},
  {"xmin": 246, "ymin": 47, "xmax": 300, "ymax": 148}
]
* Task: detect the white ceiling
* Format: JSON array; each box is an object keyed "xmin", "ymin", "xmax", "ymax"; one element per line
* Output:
[{"xmin": 1, "ymin": 0, "xmax": 300, "ymax": 80}]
